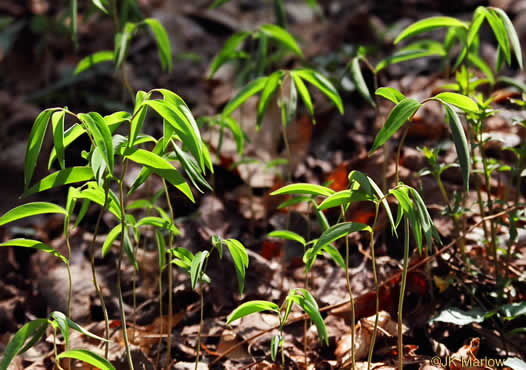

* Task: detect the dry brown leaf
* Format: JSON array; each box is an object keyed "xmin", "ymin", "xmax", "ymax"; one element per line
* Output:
[{"xmin": 216, "ymin": 329, "xmax": 251, "ymax": 361}]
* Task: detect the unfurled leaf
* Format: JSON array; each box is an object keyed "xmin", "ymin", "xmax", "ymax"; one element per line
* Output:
[
  {"xmin": 0, "ymin": 202, "xmax": 66, "ymax": 226},
  {"xmin": 49, "ymin": 124, "xmax": 86, "ymax": 169},
  {"xmin": 56, "ymin": 349, "xmax": 115, "ymax": 370},
  {"xmin": 295, "ymin": 289, "xmax": 328, "ymax": 345},
  {"xmin": 25, "ymin": 108, "xmax": 60, "ymax": 188},
  {"xmin": 351, "ymin": 57, "xmax": 375, "ymax": 106},
  {"xmin": 443, "ymin": 103, "xmax": 470, "ymax": 190},
  {"xmin": 191, "ymin": 251, "xmax": 209, "ymax": 289},
  {"xmin": 369, "ymin": 98, "xmax": 421, "ymax": 154},
  {"xmin": 170, "ymin": 144, "xmax": 212, "ymax": 193},
  {"xmin": 79, "ymin": 113, "xmax": 114, "ymax": 173},
  {"xmin": 91, "ymin": 0, "xmax": 109, "ymax": 13},
  {"xmin": 209, "ymin": 31, "xmax": 250, "ymax": 77},
  {"xmin": 501, "ymin": 301, "xmax": 526, "ymax": 320},
  {"xmin": 223, "ymin": 76, "xmax": 269, "ymax": 116},
  {"xmin": 271, "ymin": 334, "xmax": 282, "ymax": 362},
  {"xmin": 485, "ymin": 8, "xmax": 511, "ymax": 66},
  {"xmin": 291, "ymin": 71, "xmax": 314, "ymax": 122},
  {"xmin": 115, "ymin": 22, "xmax": 137, "ymax": 69},
  {"xmin": 144, "ymin": 18, "xmax": 172, "ymax": 71},
  {"xmin": 467, "ymin": 7, "xmax": 486, "ymax": 47},
  {"xmin": 102, "ymin": 225, "xmax": 121, "ymax": 257},
  {"xmin": 129, "ymin": 91, "xmax": 150, "ymax": 147},
  {"xmin": 375, "ymin": 87, "xmax": 406, "ymax": 104},
  {"xmin": 468, "ymin": 53, "xmax": 495, "ymax": 85},
  {"xmin": 394, "ymin": 16, "xmax": 468, "ymax": 44},
  {"xmin": 270, "ymin": 183, "xmax": 334, "ymax": 197},
  {"xmin": 226, "ymin": 301, "xmax": 280, "ymax": 324},
  {"xmin": 51, "ymin": 111, "xmax": 66, "ymax": 169},
  {"xmin": 224, "ymin": 239, "xmax": 249, "ymax": 295},
  {"xmin": 257, "ymin": 70, "xmax": 284, "ymax": 130},
  {"xmin": 375, "ymin": 40, "xmax": 446, "ymax": 72},
  {"xmin": 137, "ymin": 216, "xmax": 179, "ymax": 235},
  {"xmin": 0, "ymin": 319, "xmax": 48, "ymax": 370},
  {"xmin": 492, "ymin": 7, "xmax": 523, "ymax": 69},
  {"xmin": 434, "ymin": 92, "xmax": 478, "ymax": 113},
  {"xmin": 268, "ymin": 230, "xmax": 306, "ymax": 246},
  {"xmin": 260, "ymin": 24, "xmax": 303, "ymax": 57},
  {"xmin": 124, "ymin": 147, "xmax": 194, "ymax": 202},
  {"xmin": 24, "ymin": 167, "xmax": 94, "ymax": 197},
  {"xmin": 293, "ymin": 69, "xmax": 343, "ymax": 114},
  {"xmin": 0, "ymin": 239, "xmax": 67, "ymax": 264},
  {"xmin": 317, "ymin": 189, "xmax": 374, "ymax": 210},
  {"xmin": 74, "ymin": 50, "xmax": 113, "ymax": 74}
]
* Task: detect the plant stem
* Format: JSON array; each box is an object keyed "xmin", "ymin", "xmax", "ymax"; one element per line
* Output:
[
  {"xmin": 341, "ymin": 205, "xmax": 355, "ymax": 370},
  {"xmin": 395, "ymin": 125, "xmax": 409, "ymax": 185},
  {"xmin": 162, "ymin": 179, "xmax": 175, "ymax": 367},
  {"xmin": 89, "ymin": 185, "xmax": 111, "ymax": 358},
  {"xmin": 118, "ymin": 159, "xmax": 134, "ymax": 370},
  {"xmin": 366, "ymin": 204, "xmax": 380, "ymax": 370},
  {"xmin": 398, "ymin": 217, "xmax": 410, "ymax": 370},
  {"xmin": 195, "ymin": 287, "xmax": 204, "ymax": 370}
]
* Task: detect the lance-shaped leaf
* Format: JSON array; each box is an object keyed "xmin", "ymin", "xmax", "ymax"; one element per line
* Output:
[
  {"xmin": 170, "ymin": 144, "xmax": 212, "ymax": 193},
  {"xmin": 308, "ymin": 222, "xmax": 371, "ymax": 270},
  {"xmin": 434, "ymin": 92, "xmax": 478, "ymax": 113},
  {"xmin": 485, "ymin": 8, "xmax": 511, "ymax": 66},
  {"xmin": 56, "ymin": 349, "xmax": 115, "ymax": 370},
  {"xmin": 271, "ymin": 334, "xmax": 282, "ymax": 362},
  {"xmin": 390, "ymin": 186, "xmax": 422, "ymax": 249},
  {"xmin": 0, "ymin": 239, "xmax": 67, "ymax": 264},
  {"xmin": 75, "ymin": 50, "xmax": 114, "ymax": 74},
  {"xmin": 394, "ymin": 16, "xmax": 468, "ymax": 44},
  {"xmin": 25, "ymin": 108, "xmax": 60, "ymax": 187},
  {"xmin": 270, "ymin": 183, "xmax": 334, "ymax": 197},
  {"xmin": 223, "ymin": 76, "xmax": 269, "ymax": 116},
  {"xmin": 443, "ymin": 103, "xmax": 470, "ymax": 190},
  {"xmin": 293, "ymin": 69, "xmax": 343, "ymax": 114},
  {"xmin": 190, "ymin": 250, "xmax": 209, "ymax": 289},
  {"xmin": 102, "ymin": 225, "xmax": 121, "ymax": 257},
  {"xmin": 115, "ymin": 22, "xmax": 137, "ymax": 69},
  {"xmin": 144, "ymin": 18, "xmax": 172, "ymax": 71},
  {"xmin": 136, "ymin": 216, "xmax": 179, "ymax": 235},
  {"xmin": 291, "ymin": 70, "xmax": 315, "ymax": 122},
  {"xmin": 128, "ymin": 90, "xmax": 150, "ymax": 147},
  {"xmin": 79, "ymin": 113, "xmax": 114, "ymax": 173},
  {"xmin": 260, "ymin": 24, "xmax": 303, "ymax": 57},
  {"xmin": 295, "ymin": 289, "xmax": 328, "ymax": 345},
  {"xmin": 375, "ymin": 40, "xmax": 446, "ymax": 72},
  {"xmin": 51, "ymin": 111, "xmax": 66, "ymax": 169},
  {"xmin": 369, "ymin": 98, "xmax": 421, "ymax": 154},
  {"xmin": 268, "ymin": 230, "xmax": 306, "ymax": 246},
  {"xmin": 224, "ymin": 239, "xmax": 249, "ymax": 295},
  {"xmin": 468, "ymin": 53, "xmax": 495, "ymax": 85},
  {"xmin": 49, "ymin": 124, "xmax": 86, "ymax": 169},
  {"xmin": 24, "ymin": 166, "xmax": 94, "ymax": 197},
  {"xmin": 74, "ymin": 184, "xmax": 121, "ymax": 219},
  {"xmin": 467, "ymin": 7, "xmax": 486, "ymax": 47},
  {"xmin": 375, "ymin": 87, "xmax": 406, "ymax": 104},
  {"xmin": 124, "ymin": 148, "xmax": 194, "ymax": 202},
  {"xmin": 350, "ymin": 57, "xmax": 375, "ymax": 106},
  {"xmin": 226, "ymin": 301, "xmax": 280, "ymax": 324},
  {"xmin": 257, "ymin": 70, "xmax": 284, "ymax": 130},
  {"xmin": 91, "ymin": 0, "xmax": 109, "ymax": 13},
  {"xmin": 0, "ymin": 318, "xmax": 48, "ymax": 370},
  {"xmin": 0, "ymin": 202, "xmax": 67, "ymax": 226},
  {"xmin": 409, "ymin": 187, "xmax": 440, "ymax": 251},
  {"xmin": 492, "ymin": 7, "xmax": 523, "ymax": 69},
  {"xmin": 209, "ymin": 31, "xmax": 250, "ymax": 77},
  {"xmin": 317, "ymin": 189, "xmax": 374, "ymax": 210}
]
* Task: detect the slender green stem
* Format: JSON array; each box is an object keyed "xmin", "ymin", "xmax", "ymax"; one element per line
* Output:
[
  {"xmin": 118, "ymin": 159, "xmax": 134, "ymax": 370},
  {"xmin": 398, "ymin": 217, "xmax": 410, "ymax": 370},
  {"xmin": 395, "ymin": 125, "xmax": 409, "ymax": 185},
  {"xmin": 195, "ymin": 288, "xmax": 204, "ymax": 370},
  {"xmin": 366, "ymin": 203, "xmax": 380, "ymax": 370},
  {"xmin": 88, "ymin": 184, "xmax": 111, "ymax": 358},
  {"xmin": 53, "ymin": 325, "xmax": 63, "ymax": 370},
  {"xmin": 162, "ymin": 179, "xmax": 175, "ymax": 366},
  {"xmin": 341, "ymin": 205, "xmax": 355, "ymax": 370},
  {"xmin": 506, "ymin": 155, "xmax": 524, "ymax": 279},
  {"xmin": 155, "ymin": 266, "xmax": 163, "ymax": 370},
  {"xmin": 64, "ymin": 235, "xmax": 73, "ymax": 320}
]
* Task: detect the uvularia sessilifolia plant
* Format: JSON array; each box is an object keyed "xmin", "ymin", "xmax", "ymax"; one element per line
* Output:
[{"xmin": 0, "ymin": 87, "xmax": 212, "ymax": 369}]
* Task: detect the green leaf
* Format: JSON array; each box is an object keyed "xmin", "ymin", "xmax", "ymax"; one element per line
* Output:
[
  {"xmin": 102, "ymin": 225, "xmax": 121, "ymax": 257},
  {"xmin": 485, "ymin": 8, "xmax": 511, "ymax": 66},
  {"xmin": 0, "ymin": 202, "xmax": 67, "ymax": 226},
  {"xmin": 429, "ymin": 306, "xmax": 486, "ymax": 326},
  {"xmin": 409, "ymin": 187, "xmax": 438, "ymax": 252},
  {"xmin": 271, "ymin": 334, "xmax": 282, "ymax": 362},
  {"xmin": 144, "ymin": 18, "xmax": 172, "ymax": 71},
  {"xmin": 223, "ymin": 116, "xmax": 245, "ymax": 156},
  {"xmin": 268, "ymin": 230, "xmax": 306, "ymax": 246},
  {"xmin": 369, "ymin": 98, "xmax": 421, "ymax": 154},
  {"xmin": 74, "ymin": 183, "xmax": 121, "ymax": 220},
  {"xmin": 124, "ymin": 147, "xmax": 194, "ymax": 202},
  {"xmin": 56, "ymin": 349, "xmax": 115, "ymax": 370},
  {"xmin": 443, "ymin": 103, "xmax": 470, "ymax": 191},
  {"xmin": 291, "ymin": 71, "xmax": 314, "ymax": 122},
  {"xmin": 136, "ymin": 216, "xmax": 179, "ymax": 235},
  {"xmin": 210, "ymin": 0, "xmax": 233, "ymax": 9},
  {"xmin": 0, "ymin": 239, "xmax": 67, "ymax": 264},
  {"xmin": 129, "ymin": 91, "xmax": 150, "ymax": 147},
  {"xmin": 24, "ymin": 166, "xmax": 94, "ymax": 197},
  {"xmin": 209, "ymin": 32, "xmax": 250, "ymax": 77},
  {"xmin": 122, "ymin": 227, "xmax": 138, "ymax": 270},
  {"xmin": 501, "ymin": 301, "xmax": 526, "ymax": 320},
  {"xmin": 375, "ymin": 87, "xmax": 406, "ymax": 104},
  {"xmin": 51, "ymin": 111, "xmax": 66, "ymax": 170},
  {"xmin": 223, "ymin": 76, "xmax": 269, "ymax": 116},
  {"xmin": 0, "ymin": 319, "xmax": 48, "ymax": 370},
  {"xmin": 468, "ymin": 53, "xmax": 495, "ymax": 85},
  {"xmin": 25, "ymin": 108, "xmax": 59, "ymax": 188},
  {"xmin": 190, "ymin": 251, "xmax": 208, "ymax": 289},
  {"xmin": 74, "ymin": 50, "xmax": 114, "ymax": 74},
  {"xmin": 170, "ymin": 143, "xmax": 212, "ymax": 193},
  {"xmin": 226, "ymin": 300, "xmax": 280, "ymax": 324},
  {"xmin": 309, "ymin": 222, "xmax": 371, "ymax": 270},
  {"xmin": 434, "ymin": 92, "xmax": 478, "ymax": 113},
  {"xmin": 49, "ymin": 123, "xmax": 86, "ymax": 169},
  {"xmin": 270, "ymin": 183, "xmax": 334, "ymax": 197},
  {"xmin": 351, "ymin": 57, "xmax": 375, "ymax": 107},
  {"xmin": 296, "ymin": 289, "xmax": 328, "ymax": 345},
  {"xmin": 224, "ymin": 239, "xmax": 249, "ymax": 295},
  {"xmin": 391, "ymin": 186, "xmax": 421, "ymax": 248},
  {"xmin": 376, "ymin": 40, "xmax": 446, "ymax": 73},
  {"xmin": 115, "ymin": 22, "xmax": 137, "ymax": 69},
  {"xmin": 365, "ymin": 174, "xmax": 396, "ymax": 235},
  {"xmin": 317, "ymin": 189, "xmax": 374, "ymax": 210},
  {"xmin": 79, "ymin": 113, "xmax": 114, "ymax": 173},
  {"xmin": 91, "ymin": 0, "xmax": 109, "ymax": 14},
  {"xmin": 492, "ymin": 7, "xmax": 523, "ymax": 69},
  {"xmin": 155, "ymin": 231, "xmax": 166, "ymax": 269},
  {"xmin": 257, "ymin": 70, "xmax": 284, "ymax": 130},
  {"xmin": 394, "ymin": 16, "xmax": 468, "ymax": 44},
  {"xmin": 322, "ymin": 244, "xmax": 345, "ymax": 269},
  {"xmin": 71, "ymin": 0, "xmax": 78, "ymax": 48},
  {"xmin": 260, "ymin": 24, "xmax": 303, "ymax": 57},
  {"xmin": 293, "ymin": 69, "xmax": 343, "ymax": 114},
  {"xmin": 49, "ymin": 312, "xmax": 69, "ymax": 347},
  {"xmin": 467, "ymin": 7, "xmax": 486, "ymax": 47}
]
